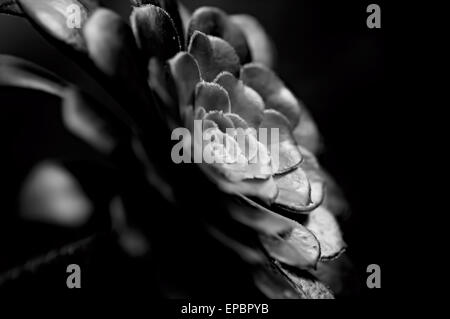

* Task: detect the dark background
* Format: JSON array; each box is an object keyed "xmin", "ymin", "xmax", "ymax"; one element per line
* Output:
[{"xmin": 0, "ymin": 0, "xmax": 386, "ymax": 297}]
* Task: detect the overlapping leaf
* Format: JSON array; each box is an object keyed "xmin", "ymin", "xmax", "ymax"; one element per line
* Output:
[
  {"xmin": 305, "ymin": 206, "xmax": 346, "ymax": 260},
  {"xmin": 187, "ymin": 7, "xmax": 251, "ymax": 64}
]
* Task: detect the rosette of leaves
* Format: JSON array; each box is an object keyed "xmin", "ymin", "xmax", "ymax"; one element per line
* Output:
[{"xmin": 0, "ymin": 0, "xmax": 351, "ymax": 298}]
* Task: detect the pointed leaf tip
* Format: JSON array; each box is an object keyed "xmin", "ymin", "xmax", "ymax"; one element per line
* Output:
[
  {"xmin": 18, "ymin": 0, "xmax": 98, "ymax": 51},
  {"xmin": 187, "ymin": 6, "xmax": 251, "ymax": 64},
  {"xmin": 169, "ymin": 52, "xmax": 201, "ymax": 111},
  {"xmin": 189, "ymin": 31, "xmax": 240, "ymax": 82},
  {"xmin": 260, "ymin": 110, "xmax": 303, "ymax": 174},
  {"xmin": 195, "ymin": 81, "xmax": 231, "ymax": 113},
  {"xmin": 131, "ymin": 0, "xmax": 185, "ymax": 47},
  {"xmin": 261, "ymin": 222, "xmax": 320, "ymax": 270},
  {"xmin": 241, "ymin": 63, "xmax": 301, "ymax": 127},
  {"xmin": 306, "ymin": 207, "xmax": 346, "ymax": 261},
  {"xmin": 215, "ymin": 72, "xmax": 264, "ymax": 128},
  {"xmin": 131, "ymin": 4, "xmax": 181, "ymax": 62},
  {"xmin": 231, "ymin": 14, "xmax": 276, "ymax": 68}
]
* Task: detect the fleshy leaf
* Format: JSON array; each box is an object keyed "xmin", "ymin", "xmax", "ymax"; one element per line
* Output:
[
  {"xmin": 195, "ymin": 106, "xmax": 207, "ymax": 119},
  {"xmin": 230, "ymin": 195, "xmax": 294, "ymax": 236},
  {"xmin": 305, "ymin": 207, "xmax": 346, "ymax": 261},
  {"xmin": 293, "ymin": 108, "xmax": 322, "ymax": 154},
  {"xmin": 261, "ymin": 222, "xmax": 320, "ymax": 270},
  {"xmin": 83, "ymin": 9, "xmax": 157, "ymax": 129},
  {"xmin": 309, "ymin": 180, "xmax": 325, "ymax": 209},
  {"xmin": 202, "ymin": 119, "xmax": 217, "ymax": 130},
  {"xmin": 241, "ymin": 63, "xmax": 301, "ymax": 127},
  {"xmin": 221, "ymin": 161, "xmax": 273, "ymax": 182},
  {"xmin": 224, "ymin": 113, "xmax": 249, "ymax": 129},
  {"xmin": 271, "ymin": 145, "xmax": 325, "ymax": 215},
  {"xmin": 130, "ymin": 0, "xmax": 185, "ymax": 48},
  {"xmin": 201, "ymin": 125, "xmax": 274, "ymax": 181},
  {"xmin": 18, "ymin": 0, "xmax": 98, "ymax": 51},
  {"xmin": 0, "ymin": 56, "xmax": 130, "ymax": 155},
  {"xmin": 17, "ymin": 3, "xmax": 157, "ymax": 134},
  {"xmin": 260, "ymin": 109, "xmax": 302, "ymax": 174},
  {"xmin": 204, "ymin": 111, "xmax": 234, "ymax": 132},
  {"xmin": 298, "ymin": 145, "xmax": 348, "ymax": 218},
  {"xmin": 273, "ymin": 167, "xmax": 313, "ymax": 213},
  {"xmin": 130, "ymin": 4, "xmax": 181, "ymax": 62},
  {"xmin": 0, "ymin": 55, "xmax": 66, "ymax": 96},
  {"xmin": 215, "ymin": 72, "xmax": 264, "ymax": 128},
  {"xmin": 148, "ymin": 57, "xmax": 178, "ymax": 119},
  {"xmin": 195, "ymin": 81, "xmax": 231, "ymax": 113},
  {"xmin": 19, "ymin": 161, "xmax": 93, "ymax": 228},
  {"xmin": 187, "ymin": 7, "xmax": 251, "ymax": 64},
  {"xmin": 231, "ymin": 14, "xmax": 275, "ymax": 68},
  {"xmin": 200, "ymin": 164, "xmax": 278, "ymax": 205},
  {"xmin": 84, "ymin": 9, "xmax": 140, "ymax": 80},
  {"xmin": 188, "ymin": 31, "xmax": 240, "ymax": 82},
  {"xmin": 298, "ymin": 146, "xmax": 325, "ymax": 209},
  {"xmin": 280, "ymin": 266, "xmax": 335, "ymax": 299},
  {"xmin": 0, "ymin": 0, "xmax": 23, "ymax": 16},
  {"xmin": 229, "ymin": 178, "xmax": 278, "ymax": 205},
  {"xmin": 62, "ymin": 87, "xmax": 129, "ymax": 154},
  {"xmin": 178, "ymin": 1, "xmax": 190, "ymax": 31},
  {"xmin": 228, "ymin": 175, "xmax": 278, "ymax": 202},
  {"xmin": 169, "ymin": 52, "xmax": 200, "ymax": 111}
]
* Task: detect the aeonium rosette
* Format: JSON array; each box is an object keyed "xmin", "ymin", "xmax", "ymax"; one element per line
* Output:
[
  {"xmin": 0, "ymin": 0, "xmax": 351, "ymax": 298},
  {"xmin": 134, "ymin": 1, "xmax": 349, "ymax": 289}
]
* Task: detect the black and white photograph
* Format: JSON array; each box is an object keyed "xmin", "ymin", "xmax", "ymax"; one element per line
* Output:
[{"xmin": 0, "ymin": 0, "xmax": 386, "ymax": 310}]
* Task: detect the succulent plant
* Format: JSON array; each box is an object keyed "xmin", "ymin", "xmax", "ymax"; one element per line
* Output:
[{"xmin": 0, "ymin": 0, "xmax": 352, "ymax": 298}]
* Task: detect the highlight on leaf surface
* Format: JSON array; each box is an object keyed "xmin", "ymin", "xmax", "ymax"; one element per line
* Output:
[
  {"xmin": 274, "ymin": 167, "xmax": 312, "ymax": 213},
  {"xmin": 259, "ymin": 109, "xmax": 302, "ymax": 174},
  {"xmin": 199, "ymin": 163, "xmax": 278, "ymax": 206},
  {"xmin": 17, "ymin": 0, "xmax": 98, "ymax": 51},
  {"xmin": 187, "ymin": 6, "xmax": 251, "ymax": 64},
  {"xmin": 0, "ymin": 55, "xmax": 66, "ymax": 96},
  {"xmin": 305, "ymin": 206, "xmax": 346, "ymax": 260},
  {"xmin": 241, "ymin": 63, "xmax": 301, "ymax": 128},
  {"xmin": 84, "ymin": 8, "xmax": 139, "ymax": 78},
  {"xmin": 19, "ymin": 161, "xmax": 93, "ymax": 228},
  {"xmin": 230, "ymin": 14, "xmax": 275, "ymax": 68},
  {"xmin": 230, "ymin": 195, "xmax": 294, "ymax": 236},
  {"xmin": 280, "ymin": 265, "xmax": 335, "ymax": 299},
  {"xmin": 261, "ymin": 222, "xmax": 320, "ymax": 270},
  {"xmin": 214, "ymin": 71, "xmax": 264, "ymax": 128},
  {"xmin": 293, "ymin": 107, "xmax": 322, "ymax": 154},
  {"xmin": 83, "ymin": 8, "xmax": 159, "ymax": 129},
  {"xmin": 169, "ymin": 52, "xmax": 201, "ymax": 109},
  {"xmin": 130, "ymin": 0, "xmax": 185, "ymax": 47},
  {"xmin": 195, "ymin": 81, "xmax": 231, "ymax": 113},
  {"xmin": 62, "ymin": 87, "xmax": 128, "ymax": 154},
  {"xmin": 188, "ymin": 31, "xmax": 241, "ymax": 82}
]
